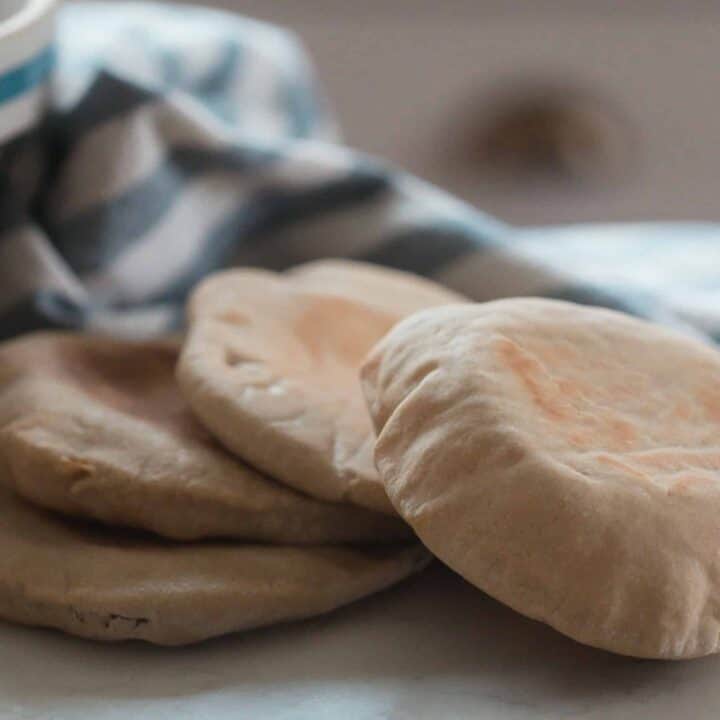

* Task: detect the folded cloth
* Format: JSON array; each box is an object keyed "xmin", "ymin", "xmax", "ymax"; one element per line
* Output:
[{"xmin": 0, "ymin": 3, "xmax": 718, "ymax": 342}]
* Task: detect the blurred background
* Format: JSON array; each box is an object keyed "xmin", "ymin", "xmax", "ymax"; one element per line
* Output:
[{"xmin": 156, "ymin": 0, "xmax": 720, "ymax": 225}]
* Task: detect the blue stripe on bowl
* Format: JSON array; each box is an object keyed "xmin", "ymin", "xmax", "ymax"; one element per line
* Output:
[{"xmin": 0, "ymin": 46, "xmax": 55, "ymax": 105}]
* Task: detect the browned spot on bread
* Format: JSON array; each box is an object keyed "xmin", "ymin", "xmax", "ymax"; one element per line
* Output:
[
  {"xmin": 557, "ymin": 378, "xmax": 582, "ymax": 400},
  {"xmin": 629, "ymin": 449, "xmax": 720, "ymax": 472},
  {"xmin": 217, "ymin": 309, "xmax": 250, "ymax": 326},
  {"xmin": 59, "ymin": 456, "xmax": 95, "ymax": 480},
  {"xmin": 673, "ymin": 399, "xmax": 692, "ymax": 421},
  {"xmin": 568, "ymin": 431, "xmax": 592, "ymax": 448},
  {"xmin": 700, "ymin": 391, "xmax": 720, "ymax": 423},
  {"xmin": 225, "ymin": 348, "xmax": 248, "ymax": 367},
  {"xmin": 608, "ymin": 418, "xmax": 637, "ymax": 448},
  {"xmin": 496, "ymin": 337, "xmax": 642, "ymax": 454},
  {"xmin": 668, "ymin": 473, "xmax": 715, "ymax": 497},
  {"xmin": 496, "ymin": 337, "xmax": 567, "ymax": 421},
  {"xmin": 597, "ymin": 454, "xmax": 650, "ymax": 482},
  {"xmin": 540, "ymin": 343, "xmax": 576, "ymax": 364},
  {"xmin": 294, "ymin": 297, "xmax": 396, "ymax": 368},
  {"xmin": 598, "ymin": 450, "xmax": 720, "ymax": 492}
]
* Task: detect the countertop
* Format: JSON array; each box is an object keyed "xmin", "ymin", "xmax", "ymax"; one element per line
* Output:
[{"xmin": 3, "ymin": 563, "xmax": 719, "ymax": 719}]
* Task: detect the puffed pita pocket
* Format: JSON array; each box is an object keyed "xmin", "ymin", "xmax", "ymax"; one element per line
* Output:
[{"xmin": 362, "ymin": 298, "xmax": 720, "ymax": 659}]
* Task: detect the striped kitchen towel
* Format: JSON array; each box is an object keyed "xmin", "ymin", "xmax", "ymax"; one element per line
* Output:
[{"xmin": 1, "ymin": 2, "xmax": 719, "ymax": 341}]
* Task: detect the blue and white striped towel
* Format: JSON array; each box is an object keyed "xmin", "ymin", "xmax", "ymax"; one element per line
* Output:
[{"xmin": 1, "ymin": 2, "xmax": 719, "ymax": 342}]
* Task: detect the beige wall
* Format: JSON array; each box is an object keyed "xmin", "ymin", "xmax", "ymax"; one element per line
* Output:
[{"xmin": 172, "ymin": 2, "xmax": 720, "ymax": 224}]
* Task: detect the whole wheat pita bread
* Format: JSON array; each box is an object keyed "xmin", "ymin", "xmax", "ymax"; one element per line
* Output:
[
  {"xmin": 0, "ymin": 485, "xmax": 428, "ymax": 644},
  {"xmin": 177, "ymin": 261, "xmax": 464, "ymax": 515},
  {"xmin": 0, "ymin": 333, "xmax": 409, "ymax": 544},
  {"xmin": 362, "ymin": 299, "xmax": 720, "ymax": 659}
]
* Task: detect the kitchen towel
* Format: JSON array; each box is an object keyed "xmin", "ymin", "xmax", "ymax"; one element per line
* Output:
[{"xmin": 1, "ymin": 2, "xmax": 718, "ymax": 341}]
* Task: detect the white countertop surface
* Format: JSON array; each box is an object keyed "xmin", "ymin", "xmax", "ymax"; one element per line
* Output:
[{"xmin": 2, "ymin": 562, "xmax": 719, "ymax": 719}]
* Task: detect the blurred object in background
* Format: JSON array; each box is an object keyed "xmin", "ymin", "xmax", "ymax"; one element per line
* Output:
[
  {"xmin": 467, "ymin": 82, "xmax": 635, "ymax": 187},
  {"xmin": 119, "ymin": 0, "xmax": 720, "ymax": 225}
]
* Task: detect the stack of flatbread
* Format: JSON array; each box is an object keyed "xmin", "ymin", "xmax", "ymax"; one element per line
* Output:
[
  {"xmin": 0, "ymin": 260, "xmax": 465, "ymax": 645},
  {"xmin": 3, "ymin": 260, "xmax": 720, "ymax": 660}
]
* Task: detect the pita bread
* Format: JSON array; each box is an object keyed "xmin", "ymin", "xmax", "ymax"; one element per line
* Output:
[
  {"xmin": 288, "ymin": 259, "xmax": 466, "ymax": 316},
  {"xmin": 0, "ymin": 485, "xmax": 429, "ymax": 645},
  {"xmin": 0, "ymin": 333, "xmax": 409, "ymax": 544},
  {"xmin": 362, "ymin": 299, "xmax": 720, "ymax": 659},
  {"xmin": 177, "ymin": 261, "xmax": 464, "ymax": 515}
]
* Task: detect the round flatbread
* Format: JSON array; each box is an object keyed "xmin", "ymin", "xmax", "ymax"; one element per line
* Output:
[
  {"xmin": 287, "ymin": 259, "xmax": 466, "ymax": 316},
  {"xmin": 0, "ymin": 333, "xmax": 409, "ymax": 544},
  {"xmin": 361, "ymin": 298, "xmax": 720, "ymax": 659},
  {"xmin": 0, "ymin": 485, "xmax": 429, "ymax": 644},
  {"xmin": 177, "ymin": 261, "xmax": 464, "ymax": 516}
]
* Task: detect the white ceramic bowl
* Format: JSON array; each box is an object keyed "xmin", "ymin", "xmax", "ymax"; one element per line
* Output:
[{"xmin": 0, "ymin": 0, "xmax": 55, "ymax": 144}]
